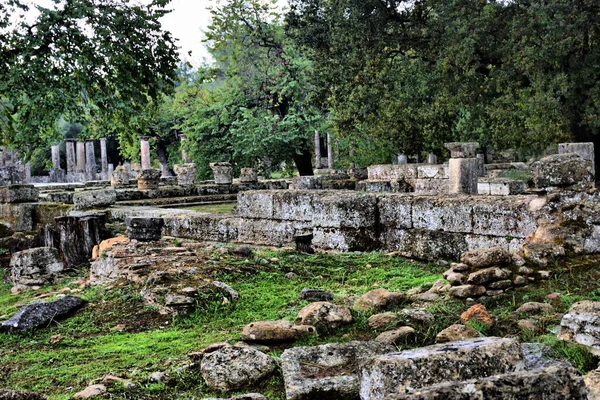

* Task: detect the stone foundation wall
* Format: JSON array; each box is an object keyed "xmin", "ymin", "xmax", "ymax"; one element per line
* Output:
[{"xmin": 365, "ymin": 164, "xmax": 450, "ymax": 194}]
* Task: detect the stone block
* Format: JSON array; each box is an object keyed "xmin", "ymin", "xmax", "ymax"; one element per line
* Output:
[
  {"xmin": 162, "ymin": 214, "xmax": 237, "ymax": 243},
  {"xmin": 236, "ymin": 191, "xmax": 275, "ymax": 219},
  {"xmin": 445, "ymin": 142, "xmax": 480, "ymax": 158},
  {"xmin": 414, "ymin": 179, "xmax": 449, "ymax": 194},
  {"xmin": 0, "ymin": 203, "xmax": 36, "ymax": 231},
  {"xmin": 272, "ymin": 191, "xmax": 316, "ymax": 222},
  {"xmin": 312, "ymin": 226, "xmax": 379, "ymax": 251},
  {"xmin": 531, "ymin": 153, "xmax": 594, "ymax": 190},
  {"xmin": 411, "ymin": 197, "xmax": 473, "ymax": 233},
  {"xmin": 360, "ymin": 337, "xmax": 523, "ymax": 400},
  {"xmin": 417, "ymin": 165, "xmax": 449, "ymax": 179},
  {"xmin": 73, "ymin": 189, "xmax": 116, "ymax": 210},
  {"xmin": 0, "ymin": 185, "xmax": 38, "ymax": 203},
  {"xmin": 111, "ymin": 165, "xmax": 130, "ymax": 187},
  {"xmin": 281, "ymin": 341, "xmax": 394, "ymax": 400},
  {"xmin": 1, "ymin": 295, "xmax": 85, "ymax": 332},
  {"xmin": 321, "ymin": 179, "xmax": 357, "ymax": 190},
  {"xmin": 236, "ymin": 218, "xmax": 308, "ymax": 246},
  {"xmin": 377, "ymin": 194, "xmax": 413, "ymax": 229},
  {"xmin": 10, "ymin": 247, "xmax": 64, "ymax": 288},
  {"xmin": 478, "ymin": 178, "xmax": 527, "ymax": 195},
  {"xmin": 367, "ymin": 165, "xmax": 418, "ymax": 181},
  {"xmin": 136, "ymin": 169, "xmax": 161, "ymax": 190},
  {"xmin": 386, "ymin": 366, "xmax": 587, "ymax": 400},
  {"xmin": 382, "ymin": 228, "xmax": 468, "ymax": 260},
  {"xmin": 471, "ymin": 197, "xmax": 537, "ymax": 238},
  {"xmin": 239, "ymin": 168, "xmax": 258, "ymax": 183},
  {"xmin": 210, "ymin": 162, "xmax": 233, "ymax": 185},
  {"xmin": 173, "ymin": 163, "xmax": 197, "ymax": 186},
  {"xmin": 126, "ymin": 217, "xmax": 164, "ymax": 241},
  {"xmin": 312, "ymin": 192, "xmax": 377, "ymax": 229},
  {"xmin": 558, "ymin": 301, "xmax": 600, "ymax": 355},
  {"xmin": 449, "ymin": 158, "xmax": 479, "ymax": 194},
  {"xmin": 558, "ymin": 142, "xmax": 595, "ymax": 173},
  {"xmin": 356, "ymin": 180, "xmax": 392, "ymax": 192}
]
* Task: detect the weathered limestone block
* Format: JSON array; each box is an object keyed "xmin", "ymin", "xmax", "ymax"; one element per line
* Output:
[
  {"xmin": 241, "ymin": 320, "xmax": 316, "ymax": 342},
  {"xmin": 236, "ymin": 218, "xmax": 306, "ymax": 246},
  {"xmin": 417, "ymin": 165, "xmax": 449, "ymax": 179},
  {"xmin": 348, "ymin": 167, "xmax": 368, "ymax": 180},
  {"xmin": 354, "ymin": 289, "xmax": 406, "ymax": 311},
  {"xmin": 387, "ymin": 366, "xmax": 587, "ymax": 400},
  {"xmin": 163, "ymin": 214, "xmax": 237, "ymax": 243},
  {"xmin": 382, "ymin": 228, "xmax": 468, "ymax": 260},
  {"xmin": 126, "ymin": 217, "xmax": 164, "ymax": 241},
  {"xmin": 377, "ymin": 194, "xmax": 413, "ymax": 229},
  {"xmin": 356, "ymin": 180, "xmax": 392, "ymax": 192},
  {"xmin": 200, "ymin": 345, "xmax": 277, "ymax": 391},
  {"xmin": 1, "ymin": 295, "xmax": 85, "ymax": 332},
  {"xmin": 293, "ymin": 176, "xmax": 323, "ymax": 190},
  {"xmin": 322, "ymin": 179, "xmax": 357, "ymax": 190},
  {"xmin": 558, "ymin": 301, "xmax": 600, "ymax": 355},
  {"xmin": 448, "ymin": 158, "xmax": 479, "ymax": 194},
  {"xmin": 445, "ymin": 142, "xmax": 480, "ymax": 158},
  {"xmin": 235, "ymin": 191, "xmax": 275, "ymax": 219},
  {"xmin": 411, "ymin": 197, "xmax": 473, "ymax": 233},
  {"xmin": 0, "ymin": 203, "xmax": 36, "ymax": 232},
  {"xmin": 471, "ymin": 197, "xmax": 538, "ymax": 238},
  {"xmin": 239, "ymin": 168, "xmax": 258, "ymax": 183},
  {"xmin": 281, "ymin": 341, "xmax": 394, "ymax": 400},
  {"xmin": 295, "ymin": 301, "xmax": 353, "ymax": 330},
  {"xmin": 464, "ymin": 234, "xmax": 523, "ymax": 253},
  {"xmin": 448, "ymin": 284, "xmax": 487, "ymax": 298},
  {"xmin": 173, "ymin": 163, "xmax": 197, "ymax": 186},
  {"xmin": 210, "ymin": 162, "xmax": 233, "ymax": 184},
  {"xmin": 272, "ymin": 191, "xmax": 317, "ymax": 222},
  {"xmin": 478, "ymin": 178, "xmax": 527, "ymax": 195},
  {"xmin": 10, "ymin": 247, "xmax": 64, "ymax": 289},
  {"xmin": 56, "ymin": 213, "xmax": 107, "ymax": 267},
  {"xmin": 73, "ymin": 189, "xmax": 116, "ymax": 210},
  {"xmin": 413, "ymin": 179, "xmax": 449, "ymax": 194},
  {"xmin": 136, "ymin": 169, "xmax": 161, "ymax": 190},
  {"xmin": 111, "ymin": 165, "xmax": 130, "ymax": 187},
  {"xmin": 0, "ymin": 185, "xmax": 38, "ymax": 203},
  {"xmin": 360, "ymin": 337, "xmax": 523, "ymax": 400},
  {"xmin": 312, "ymin": 226, "xmax": 379, "ymax": 251},
  {"xmin": 435, "ymin": 324, "xmax": 479, "ymax": 343},
  {"xmin": 559, "ymin": 142, "xmax": 595, "ymax": 173},
  {"xmin": 460, "ymin": 247, "xmax": 510, "ymax": 268},
  {"xmin": 0, "ymin": 389, "xmax": 46, "ymax": 400},
  {"xmin": 367, "ymin": 165, "xmax": 418, "ymax": 181},
  {"xmin": 531, "ymin": 153, "xmax": 594, "ymax": 190},
  {"xmin": 313, "ymin": 193, "xmax": 377, "ymax": 229}
]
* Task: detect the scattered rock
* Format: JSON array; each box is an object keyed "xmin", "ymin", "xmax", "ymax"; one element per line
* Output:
[
  {"xmin": 415, "ymin": 292, "xmax": 440, "ymax": 302},
  {"xmin": 406, "ymin": 287, "xmax": 423, "ymax": 296},
  {"xmin": 518, "ymin": 319, "xmax": 540, "ymax": 332},
  {"xmin": 148, "ymin": 372, "xmax": 168, "ymax": 383},
  {"xmin": 353, "ymin": 289, "xmax": 405, "ymax": 311},
  {"xmin": 487, "ymin": 279, "xmax": 513, "ymax": 290},
  {"xmin": 233, "ymin": 246, "xmax": 253, "ymax": 257},
  {"xmin": 449, "ymin": 284, "xmax": 486, "ymax": 298},
  {"xmin": 126, "ymin": 217, "xmax": 164, "ymax": 242},
  {"xmin": 280, "ymin": 341, "xmax": 394, "ymax": 400},
  {"xmin": 295, "ymin": 302, "xmax": 353, "ymax": 331},
  {"xmin": 212, "ymin": 281, "xmax": 239, "ymax": 302},
  {"xmin": 200, "ymin": 346, "xmax": 277, "ymax": 392},
  {"xmin": 514, "ymin": 275, "xmax": 527, "ymax": 286},
  {"xmin": 521, "ymin": 242, "xmax": 565, "ymax": 266},
  {"xmin": 102, "ymin": 375, "xmax": 136, "ymax": 391},
  {"xmin": 375, "ymin": 327, "xmax": 415, "ymax": 345},
  {"xmin": 521, "ymin": 342, "xmax": 572, "ymax": 370},
  {"xmin": 0, "ymin": 389, "xmax": 46, "ymax": 400},
  {"xmin": 584, "ymin": 369, "xmax": 600, "ymax": 400},
  {"xmin": 1, "ymin": 295, "xmax": 86, "ymax": 332},
  {"xmin": 435, "ymin": 324, "xmax": 479, "ymax": 343},
  {"xmin": 9, "ymin": 247, "xmax": 64, "ymax": 290},
  {"xmin": 516, "ymin": 302, "xmax": 554, "ymax": 315},
  {"xmin": 460, "ymin": 247, "xmax": 510, "ymax": 268},
  {"xmin": 443, "ymin": 271, "xmax": 466, "ymax": 286},
  {"xmin": 241, "ymin": 320, "xmax": 316, "ymax": 342},
  {"xmin": 73, "ymin": 384, "xmax": 107, "ymax": 399},
  {"xmin": 466, "ymin": 267, "xmax": 511, "ymax": 286},
  {"xmin": 547, "ymin": 292, "xmax": 562, "ymax": 301},
  {"xmin": 299, "ymin": 288, "xmax": 334, "ymax": 302},
  {"xmin": 558, "ymin": 301, "xmax": 600, "ymax": 355},
  {"xmin": 399, "ymin": 308, "xmax": 435, "ymax": 325},
  {"xmin": 427, "ymin": 279, "xmax": 446, "ymax": 293},
  {"xmin": 203, "ymin": 394, "xmax": 267, "ymax": 400},
  {"xmin": 284, "ymin": 272, "xmax": 298, "ymax": 280},
  {"xmin": 450, "ymin": 262, "xmax": 471, "ymax": 272},
  {"xmin": 460, "ymin": 304, "xmax": 493, "ymax": 327},
  {"xmin": 367, "ymin": 313, "xmax": 398, "ymax": 330},
  {"xmin": 531, "ymin": 153, "xmax": 594, "ymax": 190}
]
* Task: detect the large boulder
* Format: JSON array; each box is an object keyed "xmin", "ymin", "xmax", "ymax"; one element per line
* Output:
[
  {"xmin": 200, "ymin": 345, "xmax": 277, "ymax": 392},
  {"xmin": 386, "ymin": 366, "xmax": 587, "ymax": 400},
  {"xmin": 295, "ymin": 302, "xmax": 353, "ymax": 331},
  {"xmin": 280, "ymin": 341, "xmax": 394, "ymax": 400},
  {"xmin": 531, "ymin": 153, "xmax": 594, "ymax": 190},
  {"xmin": 73, "ymin": 189, "xmax": 116, "ymax": 210},
  {"xmin": 1, "ymin": 296, "xmax": 86, "ymax": 332},
  {"xmin": 0, "ymin": 389, "xmax": 46, "ymax": 400},
  {"xmin": 9, "ymin": 247, "xmax": 64, "ymax": 289},
  {"xmin": 558, "ymin": 301, "xmax": 600, "ymax": 355},
  {"xmin": 360, "ymin": 337, "xmax": 523, "ymax": 400}
]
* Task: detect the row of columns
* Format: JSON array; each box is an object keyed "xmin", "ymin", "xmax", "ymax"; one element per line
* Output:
[
  {"xmin": 314, "ymin": 131, "xmax": 334, "ymax": 170},
  {"xmin": 51, "ymin": 138, "xmax": 110, "ymax": 182}
]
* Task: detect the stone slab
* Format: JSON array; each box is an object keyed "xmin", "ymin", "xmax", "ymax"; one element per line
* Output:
[{"xmin": 0, "ymin": 185, "xmax": 39, "ymax": 203}]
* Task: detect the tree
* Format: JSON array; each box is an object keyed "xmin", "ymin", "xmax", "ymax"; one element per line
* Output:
[{"xmin": 0, "ymin": 0, "xmax": 179, "ymax": 158}]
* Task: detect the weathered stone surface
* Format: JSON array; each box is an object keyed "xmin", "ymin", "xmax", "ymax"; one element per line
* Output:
[
  {"xmin": 0, "ymin": 389, "xmax": 46, "ymax": 400},
  {"xmin": 445, "ymin": 142, "xmax": 480, "ymax": 158},
  {"xmin": 460, "ymin": 247, "xmax": 510, "ymax": 268},
  {"xmin": 280, "ymin": 341, "xmax": 394, "ymax": 400},
  {"xmin": 9, "ymin": 247, "xmax": 64, "ymax": 289},
  {"xmin": 558, "ymin": 301, "xmax": 600, "ymax": 355},
  {"xmin": 558, "ymin": 142, "xmax": 595, "ymax": 173},
  {"xmin": 136, "ymin": 169, "xmax": 161, "ymax": 190},
  {"xmin": 412, "ymin": 197, "xmax": 472, "ymax": 233},
  {"xmin": 1, "ymin": 295, "xmax": 86, "ymax": 332},
  {"xmin": 520, "ymin": 242, "xmax": 565, "ymax": 266},
  {"xmin": 241, "ymin": 320, "xmax": 316, "ymax": 342},
  {"xmin": 460, "ymin": 304, "xmax": 493, "ymax": 327},
  {"xmin": 443, "ymin": 270, "xmax": 466, "ymax": 286},
  {"xmin": 73, "ymin": 385, "xmax": 107, "ymax": 399},
  {"xmin": 521, "ymin": 342, "xmax": 571, "ymax": 370},
  {"xmin": 203, "ymin": 394, "xmax": 266, "ymax": 400},
  {"xmin": 517, "ymin": 302, "xmax": 554, "ymax": 315},
  {"xmin": 531, "ymin": 153, "xmax": 594, "ymax": 190},
  {"xmin": 466, "ymin": 267, "xmax": 511, "ymax": 285},
  {"xmin": 73, "ymin": 189, "xmax": 116, "ymax": 210},
  {"xmin": 448, "ymin": 158, "xmax": 479, "ymax": 195},
  {"xmin": 299, "ymin": 288, "xmax": 334, "ymax": 302},
  {"xmin": 210, "ymin": 162, "xmax": 233, "ymax": 185},
  {"xmin": 448, "ymin": 285, "xmax": 486, "ymax": 298},
  {"xmin": 435, "ymin": 324, "xmax": 479, "ymax": 343},
  {"xmin": 399, "ymin": 308, "xmax": 435, "ymax": 325},
  {"xmin": 478, "ymin": 178, "xmax": 527, "ymax": 196},
  {"xmin": 212, "ymin": 281, "xmax": 239, "ymax": 302},
  {"xmin": 385, "ymin": 366, "xmax": 587, "ymax": 400},
  {"xmin": 0, "ymin": 185, "xmax": 38, "ymax": 203},
  {"xmin": 375, "ymin": 327, "xmax": 415, "ymax": 345},
  {"xmin": 200, "ymin": 345, "xmax": 277, "ymax": 391},
  {"xmin": 368, "ymin": 313, "xmax": 399, "ymax": 330},
  {"xmin": 584, "ymin": 369, "xmax": 600, "ymax": 400},
  {"xmin": 126, "ymin": 217, "xmax": 164, "ymax": 241},
  {"xmin": 360, "ymin": 337, "xmax": 523, "ymax": 400},
  {"xmin": 56, "ymin": 213, "xmax": 107, "ymax": 268},
  {"xmin": 295, "ymin": 302, "xmax": 353, "ymax": 330},
  {"xmin": 111, "ymin": 165, "xmax": 130, "ymax": 187},
  {"xmin": 357, "ymin": 180, "xmax": 392, "ymax": 193},
  {"xmin": 173, "ymin": 163, "xmax": 197, "ymax": 186},
  {"xmin": 239, "ymin": 168, "xmax": 258, "ymax": 183},
  {"xmin": 367, "ymin": 165, "xmax": 418, "ymax": 181},
  {"xmin": 354, "ymin": 289, "xmax": 405, "ymax": 311},
  {"xmin": 293, "ymin": 176, "xmax": 323, "ymax": 190}
]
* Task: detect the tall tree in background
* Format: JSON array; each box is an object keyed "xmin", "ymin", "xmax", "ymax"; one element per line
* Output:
[{"xmin": 0, "ymin": 0, "xmax": 179, "ymax": 157}]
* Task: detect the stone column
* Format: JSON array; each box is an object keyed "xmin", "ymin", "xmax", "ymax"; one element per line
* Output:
[
  {"xmin": 85, "ymin": 140, "xmax": 97, "ymax": 180},
  {"xmin": 427, "ymin": 153, "xmax": 437, "ymax": 164},
  {"xmin": 140, "ymin": 136, "xmax": 151, "ymax": 170},
  {"xmin": 314, "ymin": 131, "xmax": 322, "ymax": 169},
  {"xmin": 476, "ymin": 153, "xmax": 486, "ymax": 177},
  {"xmin": 446, "ymin": 142, "xmax": 480, "ymax": 195},
  {"xmin": 327, "ymin": 133, "xmax": 334, "ymax": 169},
  {"xmin": 100, "ymin": 138, "xmax": 108, "ymax": 177},
  {"xmin": 76, "ymin": 141, "xmax": 86, "ymax": 173},
  {"xmin": 51, "ymin": 145, "xmax": 60, "ymax": 169},
  {"xmin": 180, "ymin": 135, "xmax": 192, "ymax": 164},
  {"xmin": 66, "ymin": 140, "xmax": 76, "ymax": 174},
  {"xmin": 397, "ymin": 154, "xmax": 408, "ymax": 165}
]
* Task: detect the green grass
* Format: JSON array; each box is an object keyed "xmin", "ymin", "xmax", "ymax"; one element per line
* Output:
[
  {"xmin": 185, "ymin": 202, "xmax": 236, "ymax": 214},
  {"xmin": 1, "ymin": 251, "xmax": 599, "ymax": 399}
]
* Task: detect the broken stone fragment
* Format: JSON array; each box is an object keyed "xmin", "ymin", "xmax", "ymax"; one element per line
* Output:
[
  {"xmin": 203, "ymin": 394, "xmax": 267, "ymax": 400},
  {"xmin": 385, "ymin": 366, "xmax": 587, "ymax": 400},
  {"xmin": 295, "ymin": 301, "xmax": 353, "ymax": 331},
  {"xmin": 212, "ymin": 281, "xmax": 239, "ymax": 302},
  {"xmin": 516, "ymin": 301, "xmax": 554, "ymax": 315},
  {"xmin": 280, "ymin": 341, "xmax": 394, "ymax": 400},
  {"xmin": 460, "ymin": 304, "xmax": 493, "ymax": 327},
  {"xmin": 9, "ymin": 247, "xmax": 64, "ymax": 290},
  {"xmin": 558, "ymin": 301, "xmax": 600, "ymax": 355},
  {"xmin": 0, "ymin": 389, "xmax": 46, "ymax": 400},
  {"xmin": 435, "ymin": 324, "xmax": 479, "ymax": 343},
  {"xmin": 367, "ymin": 312, "xmax": 399, "ymax": 330},
  {"xmin": 531, "ymin": 153, "xmax": 594, "ymax": 190},
  {"xmin": 241, "ymin": 320, "xmax": 316, "ymax": 342},
  {"xmin": 360, "ymin": 337, "xmax": 523, "ymax": 400},
  {"xmin": 399, "ymin": 308, "xmax": 435, "ymax": 325},
  {"xmin": 353, "ymin": 288, "xmax": 405, "ymax": 311},
  {"xmin": 1, "ymin": 295, "xmax": 86, "ymax": 332},
  {"xmin": 126, "ymin": 217, "xmax": 164, "ymax": 242},
  {"xmin": 73, "ymin": 189, "xmax": 117, "ymax": 210},
  {"xmin": 460, "ymin": 246, "xmax": 510, "ymax": 268},
  {"xmin": 73, "ymin": 384, "xmax": 107, "ymax": 399},
  {"xmin": 374, "ymin": 327, "xmax": 415, "ymax": 345},
  {"xmin": 299, "ymin": 288, "xmax": 334, "ymax": 302},
  {"xmin": 466, "ymin": 267, "xmax": 511, "ymax": 285},
  {"xmin": 448, "ymin": 284, "xmax": 486, "ymax": 298},
  {"xmin": 200, "ymin": 345, "xmax": 277, "ymax": 392}
]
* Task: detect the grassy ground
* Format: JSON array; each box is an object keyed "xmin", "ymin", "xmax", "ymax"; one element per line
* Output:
[
  {"xmin": 185, "ymin": 202, "xmax": 237, "ymax": 214},
  {"xmin": 0, "ymin": 249, "xmax": 599, "ymax": 399}
]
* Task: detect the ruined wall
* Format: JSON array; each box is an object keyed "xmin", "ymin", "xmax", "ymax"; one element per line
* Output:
[{"xmin": 366, "ymin": 164, "xmax": 450, "ymax": 194}]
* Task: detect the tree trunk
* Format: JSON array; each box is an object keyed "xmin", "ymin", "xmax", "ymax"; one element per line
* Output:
[{"xmin": 293, "ymin": 140, "xmax": 314, "ymax": 176}]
